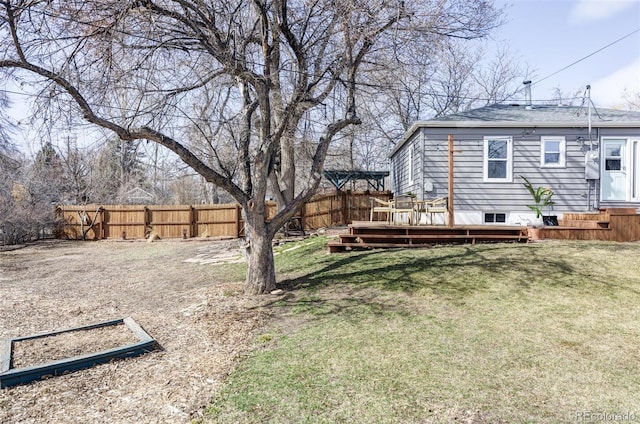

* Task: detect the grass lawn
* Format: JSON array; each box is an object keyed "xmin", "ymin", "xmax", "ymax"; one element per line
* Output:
[{"xmin": 203, "ymin": 238, "xmax": 640, "ymax": 423}]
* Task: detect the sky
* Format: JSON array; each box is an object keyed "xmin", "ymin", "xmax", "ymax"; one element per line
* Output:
[
  {"xmin": 493, "ymin": 0, "xmax": 640, "ymax": 107},
  {"xmin": 3, "ymin": 0, "xmax": 640, "ymax": 153}
]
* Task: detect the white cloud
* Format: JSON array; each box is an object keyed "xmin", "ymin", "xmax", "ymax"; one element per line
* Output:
[
  {"xmin": 591, "ymin": 58, "xmax": 640, "ymax": 107},
  {"xmin": 569, "ymin": 0, "xmax": 638, "ymax": 24}
]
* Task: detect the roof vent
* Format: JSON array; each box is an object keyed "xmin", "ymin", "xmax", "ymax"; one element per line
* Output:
[{"xmin": 523, "ymin": 80, "xmax": 532, "ymax": 110}]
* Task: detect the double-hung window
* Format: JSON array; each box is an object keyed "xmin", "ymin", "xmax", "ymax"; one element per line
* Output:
[
  {"xmin": 483, "ymin": 137, "xmax": 512, "ymax": 182},
  {"xmin": 540, "ymin": 137, "xmax": 566, "ymax": 167}
]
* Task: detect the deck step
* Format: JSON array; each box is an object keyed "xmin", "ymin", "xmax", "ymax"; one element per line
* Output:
[
  {"xmin": 558, "ymin": 220, "xmax": 609, "ymax": 229},
  {"xmin": 339, "ymin": 233, "xmax": 526, "ymax": 242},
  {"xmin": 601, "ymin": 207, "xmax": 639, "ymax": 215},
  {"xmin": 329, "ymin": 228, "xmax": 528, "ymax": 253}
]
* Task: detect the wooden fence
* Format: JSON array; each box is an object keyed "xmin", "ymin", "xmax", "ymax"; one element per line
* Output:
[{"xmin": 56, "ymin": 191, "xmax": 392, "ymax": 240}]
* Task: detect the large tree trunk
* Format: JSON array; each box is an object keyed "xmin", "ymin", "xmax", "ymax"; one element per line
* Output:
[
  {"xmin": 243, "ymin": 206, "xmax": 277, "ymax": 295},
  {"xmin": 245, "ymin": 228, "xmax": 276, "ymax": 295}
]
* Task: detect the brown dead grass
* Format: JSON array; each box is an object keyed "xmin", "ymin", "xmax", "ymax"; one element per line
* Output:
[{"xmin": 0, "ymin": 239, "xmax": 267, "ymax": 424}]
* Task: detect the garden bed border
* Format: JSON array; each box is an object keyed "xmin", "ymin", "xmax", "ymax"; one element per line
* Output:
[{"xmin": 0, "ymin": 317, "xmax": 157, "ymax": 389}]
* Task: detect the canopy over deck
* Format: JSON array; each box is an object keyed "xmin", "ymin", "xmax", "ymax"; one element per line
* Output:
[{"xmin": 323, "ymin": 170, "xmax": 389, "ymax": 191}]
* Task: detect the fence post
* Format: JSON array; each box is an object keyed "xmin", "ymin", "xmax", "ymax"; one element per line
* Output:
[
  {"xmin": 235, "ymin": 204, "xmax": 241, "ymax": 238},
  {"xmin": 340, "ymin": 191, "xmax": 347, "ymax": 225},
  {"xmin": 189, "ymin": 206, "xmax": 195, "ymax": 238},
  {"xmin": 98, "ymin": 207, "xmax": 104, "ymax": 240}
]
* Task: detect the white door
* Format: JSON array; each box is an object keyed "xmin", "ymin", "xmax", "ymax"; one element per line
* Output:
[
  {"xmin": 601, "ymin": 139, "xmax": 627, "ymax": 201},
  {"xmin": 632, "ymin": 139, "xmax": 640, "ymax": 201}
]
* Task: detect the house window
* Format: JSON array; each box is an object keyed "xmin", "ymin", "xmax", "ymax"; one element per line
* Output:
[
  {"xmin": 483, "ymin": 137, "xmax": 512, "ymax": 182},
  {"xmin": 540, "ymin": 137, "xmax": 566, "ymax": 167},
  {"xmin": 484, "ymin": 212, "xmax": 506, "ymax": 223},
  {"xmin": 604, "ymin": 144, "xmax": 622, "ymax": 171}
]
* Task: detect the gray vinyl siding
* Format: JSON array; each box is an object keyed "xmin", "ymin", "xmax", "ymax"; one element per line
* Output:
[
  {"xmin": 390, "ymin": 105, "xmax": 640, "ymax": 217},
  {"xmin": 394, "ymin": 128, "xmax": 635, "ymax": 213},
  {"xmin": 425, "ymin": 128, "xmax": 587, "ymax": 212},
  {"xmin": 391, "ymin": 131, "xmax": 422, "ymax": 196}
]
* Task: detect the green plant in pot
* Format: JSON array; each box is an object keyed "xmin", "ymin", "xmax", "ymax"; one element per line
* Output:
[{"xmin": 521, "ymin": 176, "xmax": 556, "ymax": 224}]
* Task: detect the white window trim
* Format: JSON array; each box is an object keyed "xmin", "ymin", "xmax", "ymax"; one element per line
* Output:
[
  {"xmin": 483, "ymin": 136, "xmax": 513, "ymax": 182},
  {"xmin": 540, "ymin": 136, "xmax": 566, "ymax": 168}
]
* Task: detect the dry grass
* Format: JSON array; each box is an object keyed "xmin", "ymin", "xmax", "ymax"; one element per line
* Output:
[
  {"xmin": 0, "ymin": 239, "xmax": 265, "ymax": 424},
  {"xmin": 3, "ymin": 237, "xmax": 640, "ymax": 423}
]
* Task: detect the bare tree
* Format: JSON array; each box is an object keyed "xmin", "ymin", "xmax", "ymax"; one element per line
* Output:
[
  {"xmin": 0, "ymin": 90, "xmax": 16, "ymax": 166},
  {"xmin": 57, "ymin": 138, "xmax": 92, "ymax": 204},
  {"xmin": 1, "ymin": 0, "xmax": 500, "ymax": 293},
  {"xmin": 623, "ymin": 89, "xmax": 640, "ymax": 111},
  {"xmin": 549, "ymin": 86, "xmax": 583, "ymax": 106},
  {"xmin": 332, "ymin": 40, "xmax": 527, "ymax": 172}
]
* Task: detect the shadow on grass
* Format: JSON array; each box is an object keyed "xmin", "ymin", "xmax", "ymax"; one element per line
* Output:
[
  {"xmin": 280, "ymin": 243, "xmax": 575, "ymax": 295},
  {"xmin": 268, "ymin": 239, "xmax": 640, "ymax": 321},
  {"xmin": 269, "ymin": 242, "xmax": 590, "ymax": 319}
]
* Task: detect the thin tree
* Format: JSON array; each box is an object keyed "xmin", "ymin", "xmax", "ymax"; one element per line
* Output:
[{"xmin": 1, "ymin": 0, "xmax": 500, "ymax": 294}]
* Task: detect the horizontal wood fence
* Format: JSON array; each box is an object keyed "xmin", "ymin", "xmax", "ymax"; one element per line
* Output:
[{"xmin": 56, "ymin": 191, "xmax": 392, "ymax": 240}]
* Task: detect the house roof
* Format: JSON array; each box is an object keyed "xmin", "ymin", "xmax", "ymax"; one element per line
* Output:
[{"xmin": 391, "ymin": 103, "xmax": 640, "ymax": 157}]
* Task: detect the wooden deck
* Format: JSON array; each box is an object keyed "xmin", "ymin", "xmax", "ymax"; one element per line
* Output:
[
  {"xmin": 534, "ymin": 208, "xmax": 640, "ymax": 243},
  {"xmin": 328, "ymin": 208, "xmax": 640, "ymax": 253},
  {"xmin": 328, "ymin": 222, "xmax": 528, "ymax": 253}
]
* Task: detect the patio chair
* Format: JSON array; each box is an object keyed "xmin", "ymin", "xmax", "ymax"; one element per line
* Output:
[
  {"xmin": 392, "ymin": 195, "xmax": 415, "ymax": 225},
  {"xmin": 425, "ymin": 197, "xmax": 448, "ymax": 225},
  {"xmin": 413, "ymin": 200, "xmax": 429, "ymax": 225},
  {"xmin": 369, "ymin": 197, "xmax": 394, "ymax": 223}
]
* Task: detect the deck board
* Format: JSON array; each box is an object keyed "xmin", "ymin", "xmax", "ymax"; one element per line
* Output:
[{"xmin": 329, "ymin": 212, "xmax": 640, "ymax": 252}]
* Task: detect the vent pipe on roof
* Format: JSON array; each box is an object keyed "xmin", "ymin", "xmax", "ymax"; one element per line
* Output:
[{"xmin": 523, "ymin": 80, "xmax": 532, "ymax": 109}]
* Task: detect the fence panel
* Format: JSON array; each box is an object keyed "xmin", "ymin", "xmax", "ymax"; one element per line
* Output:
[
  {"xmin": 148, "ymin": 206, "xmax": 193, "ymax": 238},
  {"xmin": 56, "ymin": 205, "xmax": 103, "ymax": 240},
  {"xmin": 194, "ymin": 204, "xmax": 241, "ymax": 238},
  {"xmin": 303, "ymin": 194, "xmax": 336, "ymax": 229},
  {"xmin": 103, "ymin": 206, "xmax": 147, "ymax": 239},
  {"xmin": 57, "ymin": 191, "xmax": 391, "ymax": 240}
]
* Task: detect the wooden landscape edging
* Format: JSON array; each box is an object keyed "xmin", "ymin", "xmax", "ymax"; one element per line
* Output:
[
  {"xmin": 56, "ymin": 191, "xmax": 392, "ymax": 240},
  {"xmin": 0, "ymin": 317, "xmax": 157, "ymax": 389}
]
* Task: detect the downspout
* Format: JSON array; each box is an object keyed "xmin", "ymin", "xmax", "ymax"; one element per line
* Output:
[{"xmin": 587, "ymin": 85, "xmax": 593, "ymax": 151}]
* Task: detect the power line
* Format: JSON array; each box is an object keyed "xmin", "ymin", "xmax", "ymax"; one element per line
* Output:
[{"xmin": 532, "ymin": 28, "xmax": 640, "ymax": 87}]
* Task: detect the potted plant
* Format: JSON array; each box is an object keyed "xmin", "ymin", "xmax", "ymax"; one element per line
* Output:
[{"xmin": 521, "ymin": 176, "xmax": 557, "ymax": 226}]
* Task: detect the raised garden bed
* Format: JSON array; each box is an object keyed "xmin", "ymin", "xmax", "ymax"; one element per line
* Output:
[{"xmin": 1, "ymin": 317, "xmax": 157, "ymax": 389}]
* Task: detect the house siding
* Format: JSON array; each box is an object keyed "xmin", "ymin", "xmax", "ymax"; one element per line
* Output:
[
  {"xmin": 391, "ymin": 131, "xmax": 422, "ymax": 196},
  {"xmin": 393, "ymin": 126, "xmax": 638, "ymax": 224},
  {"xmin": 421, "ymin": 126, "xmax": 598, "ymax": 213}
]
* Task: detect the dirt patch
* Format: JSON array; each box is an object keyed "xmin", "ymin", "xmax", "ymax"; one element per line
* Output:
[
  {"xmin": 11, "ymin": 323, "xmax": 140, "ymax": 369},
  {"xmin": 0, "ymin": 239, "xmax": 268, "ymax": 423}
]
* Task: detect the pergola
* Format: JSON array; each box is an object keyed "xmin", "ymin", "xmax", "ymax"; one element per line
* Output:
[{"xmin": 323, "ymin": 170, "xmax": 389, "ymax": 191}]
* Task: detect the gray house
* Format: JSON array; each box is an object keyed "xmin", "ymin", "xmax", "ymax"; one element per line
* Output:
[{"xmin": 390, "ymin": 102, "xmax": 640, "ymax": 226}]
